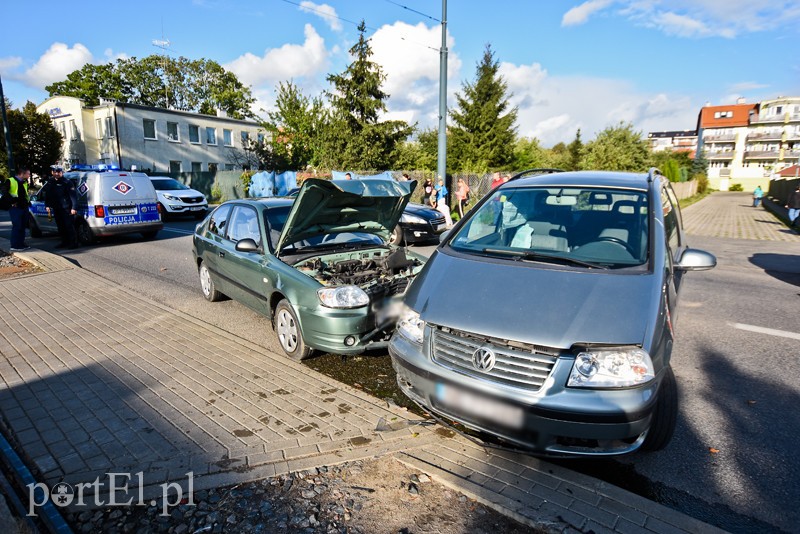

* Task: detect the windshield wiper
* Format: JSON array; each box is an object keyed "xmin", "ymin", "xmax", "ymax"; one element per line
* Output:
[{"xmin": 480, "ymin": 248, "xmax": 608, "ymax": 269}]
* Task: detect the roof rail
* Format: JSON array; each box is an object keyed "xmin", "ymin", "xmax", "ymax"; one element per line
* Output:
[
  {"xmin": 507, "ymin": 168, "xmax": 565, "ymax": 183},
  {"xmin": 647, "ymin": 167, "xmax": 662, "ymax": 183}
]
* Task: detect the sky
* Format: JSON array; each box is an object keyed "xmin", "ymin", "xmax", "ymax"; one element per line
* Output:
[{"xmin": 1, "ymin": 0, "xmax": 799, "ymax": 147}]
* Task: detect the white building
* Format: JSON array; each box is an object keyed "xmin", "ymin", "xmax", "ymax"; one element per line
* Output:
[{"xmin": 37, "ymin": 96, "xmax": 266, "ymax": 173}]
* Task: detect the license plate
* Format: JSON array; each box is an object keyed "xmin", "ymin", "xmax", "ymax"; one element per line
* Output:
[
  {"xmin": 111, "ymin": 208, "xmax": 136, "ymax": 215},
  {"xmin": 191, "ymin": 206, "xmax": 205, "ymax": 211},
  {"xmin": 375, "ymin": 298, "xmax": 403, "ymax": 325},
  {"xmin": 435, "ymin": 383, "xmax": 524, "ymax": 429},
  {"xmin": 435, "ymin": 223, "xmax": 447, "ymax": 231}
]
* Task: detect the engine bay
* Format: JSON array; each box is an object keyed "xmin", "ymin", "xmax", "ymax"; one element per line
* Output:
[{"xmin": 295, "ymin": 247, "xmax": 423, "ymax": 300}]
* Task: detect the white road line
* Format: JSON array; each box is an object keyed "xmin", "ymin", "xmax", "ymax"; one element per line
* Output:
[{"xmin": 731, "ymin": 323, "xmax": 800, "ymax": 341}]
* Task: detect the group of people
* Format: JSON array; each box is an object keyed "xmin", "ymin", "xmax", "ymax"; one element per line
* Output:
[
  {"xmin": 1, "ymin": 165, "xmax": 79, "ymax": 251},
  {"xmin": 421, "ymin": 176, "xmax": 470, "ymax": 227}
]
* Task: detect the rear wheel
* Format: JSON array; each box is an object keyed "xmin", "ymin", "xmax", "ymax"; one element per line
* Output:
[
  {"xmin": 274, "ymin": 299, "xmax": 312, "ymax": 361},
  {"xmin": 76, "ymin": 220, "xmax": 96, "ymax": 245},
  {"xmin": 29, "ymin": 217, "xmax": 42, "ymax": 238},
  {"xmin": 198, "ymin": 262, "xmax": 223, "ymax": 302},
  {"xmin": 641, "ymin": 366, "xmax": 678, "ymax": 451}
]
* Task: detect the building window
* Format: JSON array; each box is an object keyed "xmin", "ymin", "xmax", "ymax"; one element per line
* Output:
[
  {"xmin": 143, "ymin": 119, "xmax": 157, "ymax": 140},
  {"xmin": 223, "ymin": 129, "xmax": 233, "ymax": 146},
  {"xmin": 241, "ymin": 131, "xmax": 249, "ymax": 147},
  {"xmin": 189, "ymin": 125, "xmax": 200, "ymax": 144},
  {"xmin": 105, "ymin": 117, "xmax": 114, "ymax": 138},
  {"xmin": 59, "ymin": 121, "xmax": 67, "ymax": 138},
  {"xmin": 224, "ymin": 163, "xmax": 235, "ymax": 171},
  {"xmin": 206, "ymin": 127, "xmax": 217, "ymax": 145},
  {"xmin": 208, "ymin": 162, "xmax": 218, "ymax": 172},
  {"xmin": 169, "ymin": 161, "xmax": 181, "ymax": 173},
  {"xmin": 257, "ymin": 132, "xmax": 265, "ymax": 144},
  {"xmin": 167, "ymin": 122, "xmax": 180, "ymax": 142},
  {"xmin": 70, "ymin": 119, "xmax": 78, "ymax": 140},
  {"xmin": 96, "ymin": 118, "xmax": 103, "ymax": 139},
  {"xmin": 191, "ymin": 162, "xmax": 202, "ymax": 172}
]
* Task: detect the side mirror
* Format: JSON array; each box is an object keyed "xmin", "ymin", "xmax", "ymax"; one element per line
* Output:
[
  {"xmin": 235, "ymin": 238, "xmax": 261, "ymax": 253},
  {"xmin": 30, "ymin": 194, "xmax": 38, "ymax": 202},
  {"xmin": 675, "ymin": 248, "xmax": 716, "ymax": 271},
  {"xmin": 439, "ymin": 229, "xmax": 451, "ymax": 244}
]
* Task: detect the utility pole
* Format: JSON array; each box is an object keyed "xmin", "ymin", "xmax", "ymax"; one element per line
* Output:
[
  {"xmin": 152, "ymin": 37, "xmax": 171, "ymax": 109},
  {"xmin": 437, "ymin": 0, "xmax": 447, "ymax": 186},
  {"xmin": 0, "ymin": 73, "xmax": 14, "ymax": 173}
]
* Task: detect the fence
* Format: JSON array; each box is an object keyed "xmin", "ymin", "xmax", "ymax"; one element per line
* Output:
[{"xmin": 768, "ymin": 177, "xmax": 800, "ymax": 204}]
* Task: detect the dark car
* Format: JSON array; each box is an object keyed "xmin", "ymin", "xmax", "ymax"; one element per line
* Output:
[
  {"xmin": 389, "ymin": 168, "xmax": 716, "ymax": 457},
  {"xmin": 193, "ymin": 178, "xmax": 427, "ymax": 360}
]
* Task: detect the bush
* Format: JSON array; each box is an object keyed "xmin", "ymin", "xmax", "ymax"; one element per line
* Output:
[
  {"xmin": 239, "ymin": 171, "xmax": 254, "ymax": 197},
  {"xmin": 691, "ymin": 173, "xmax": 709, "ymax": 195},
  {"xmin": 729, "ymin": 183, "xmax": 743, "ymax": 192},
  {"xmin": 210, "ymin": 183, "xmax": 223, "ymax": 202}
]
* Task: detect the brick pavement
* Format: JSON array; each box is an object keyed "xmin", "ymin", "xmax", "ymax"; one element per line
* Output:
[{"xmin": 0, "ymin": 235, "xmax": 725, "ymax": 532}]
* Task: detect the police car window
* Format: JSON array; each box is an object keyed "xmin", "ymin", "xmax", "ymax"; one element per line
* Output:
[
  {"xmin": 208, "ymin": 205, "xmax": 232, "ymax": 238},
  {"xmin": 228, "ymin": 206, "xmax": 261, "ymax": 246}
]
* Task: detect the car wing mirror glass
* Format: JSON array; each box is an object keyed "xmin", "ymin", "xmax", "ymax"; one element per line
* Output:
[
  {"xmin": 235, "ymin": 238, "xmax": 261, "ymax": 253},
  {"xmin": 675, "ymin": 248, "xmax": 716, "ymax": 271},
  {"xmin": 439, "ymin": 229, "xmax": 451, "ymax": 244}
]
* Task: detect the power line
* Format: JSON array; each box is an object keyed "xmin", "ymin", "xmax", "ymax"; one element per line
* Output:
[{"xmin": 383, "ymin": 0, "xmax": 440, "ymax": 23}]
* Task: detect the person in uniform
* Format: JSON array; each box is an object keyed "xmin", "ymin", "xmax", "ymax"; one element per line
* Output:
[{"xmin": 41, "ymin": 165, "xmax": 79, "ymax": 248}]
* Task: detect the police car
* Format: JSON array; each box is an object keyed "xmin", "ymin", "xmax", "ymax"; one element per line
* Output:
[{"xmin": 29, "ymin": 165, "xmax": 163, "ymax": 245}]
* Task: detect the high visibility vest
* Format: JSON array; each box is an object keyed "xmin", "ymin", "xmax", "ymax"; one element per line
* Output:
[{"xmin": 7, "ymin": 177, "xmax": 29, "ymax": 197}]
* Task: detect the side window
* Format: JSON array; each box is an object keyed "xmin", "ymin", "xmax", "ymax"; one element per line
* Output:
[
  {"xmin": 228, "ymin": 206, "xmax": 262, "ymax": 246},
  {"xmin": 208, "ymin": 205, "xmax": 232, "ymax": 238},
  {"xmin": 660, "ymin": 188, "xmax": 680, "ymax": 252}
]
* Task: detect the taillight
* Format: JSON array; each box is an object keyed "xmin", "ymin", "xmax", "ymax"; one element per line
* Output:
[
  {"xmin": 94, "ymin": 205, "xmax": 105, "ymax": 218},
  {"xmin": 156, "ymin": 203, "xmax": 162, "ymax": 214}
]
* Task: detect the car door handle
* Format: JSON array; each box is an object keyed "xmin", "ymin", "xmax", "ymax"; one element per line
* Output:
[{"xmin": 219, "ymin": 251, "xmax": 225, "ymax": 258}]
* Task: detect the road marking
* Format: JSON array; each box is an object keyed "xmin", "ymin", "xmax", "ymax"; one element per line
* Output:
[
  {"xmin": 162, "ymin": 227, "xmax": 195, "ymax": 235},
  {"xmin": 731, "ymin": 323, "xmax": 800, "ymax": 341}
]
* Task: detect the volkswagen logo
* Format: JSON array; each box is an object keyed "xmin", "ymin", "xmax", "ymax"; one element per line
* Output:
[{"xmin": 472, "ymin": 347, "xmax": 496, "ymax": 373}]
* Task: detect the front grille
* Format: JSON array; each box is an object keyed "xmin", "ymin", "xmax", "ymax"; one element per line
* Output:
[
  {"xmin": 431, "ymin": 326, "xmax": 559, "ymax": 391},
  {"xmin": 429, "ymin": 216, "xmax": 446, "ymax": 228},
  {"xmin": 183, "ymin": 196, "xmax": 205, "ymax": 204}
]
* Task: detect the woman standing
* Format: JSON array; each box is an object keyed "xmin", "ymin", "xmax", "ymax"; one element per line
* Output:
[{"xmin": 455, "ymin": 178, "xmax": 470, "ymax": 218}]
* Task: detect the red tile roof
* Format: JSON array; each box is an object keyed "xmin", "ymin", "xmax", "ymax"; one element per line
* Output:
[{"xmin": 698, "ymin": 103, "xmax": 757, "ymax": 128}]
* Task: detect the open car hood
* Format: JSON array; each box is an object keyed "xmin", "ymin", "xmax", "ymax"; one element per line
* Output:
[{"xmin": 276, "ymin": 178, "xmax": 416, "ymax": 256}]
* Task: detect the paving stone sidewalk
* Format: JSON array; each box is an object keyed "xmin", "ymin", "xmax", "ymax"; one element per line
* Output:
[{"xmin": 0, "ymin": 241, "xmax": 724, "ymax": 533}]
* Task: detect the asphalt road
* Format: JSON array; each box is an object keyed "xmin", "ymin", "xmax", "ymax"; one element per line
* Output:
[{"xmin": 2, "ymin": 214, "xmax": 798, "ymax": 533}]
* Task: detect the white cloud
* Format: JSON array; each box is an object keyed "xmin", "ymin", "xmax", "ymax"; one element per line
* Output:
[
  {"xmin": 224, "ymin": 24, "xmax": 329, "ymax": 88},
  {"xmin": 562, "ymin": 0, "xmax": 614, "ymax": 26},
  {"xmin": 299, "ymin": 1, "xmax": 342, "ymax": 32},
  {"xmin": 4, "ymin": 43, "xmax": 94, "ymax": 89},
  {"xmin": 0, "ymin": 56, "xmax": 23, "ymax": 75},
  {"xmin": 499, "ymin": 61, "xmax": 698, "ymax": 146},
  {"xmin": 103, "ymin": 48, "xmax": 129, "ymax": 62},
  {"xmin": 370, "ymin": 21, "xmax": 461, "ymax": 128}
]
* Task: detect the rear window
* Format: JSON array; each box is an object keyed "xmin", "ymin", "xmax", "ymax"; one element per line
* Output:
[
  {"xmin": 151, "ymin": 178, "xmax": 189, "ymax": 191},
  {"xmin": 449, "ymin": 186, "xmax": 649, "ymax": 269}
]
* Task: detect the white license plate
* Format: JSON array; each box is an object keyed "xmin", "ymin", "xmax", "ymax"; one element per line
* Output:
[
  {"xmin": 435, "ymin": 223, "xmax": 447, "ymax": 231},
  {"xmin": 375, "ymin": 298, "xmax": 404, "ymax": 325},
  {"xmin": 112, "ymin": 208, "xmax": 136, "ymax": 215},
  {"xmin": 190, "ymin": 207, "xmax": 205, "ymax": 211},
  {"xmin": 435, "ymin": 383, "xmax": 524, "ymax": 429}
]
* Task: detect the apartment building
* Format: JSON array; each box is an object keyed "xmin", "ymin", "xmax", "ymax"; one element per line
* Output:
[
  {"xmin": 37, "ymin": 96, "xmax": 266, "ymax": 173},
  {"xmin": 647, "ymin": 130, "xmax": 698, "ymax": 154}
]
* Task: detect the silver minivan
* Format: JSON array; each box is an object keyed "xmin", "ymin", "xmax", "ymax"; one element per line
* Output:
[
  {"xmin": 30, "ymin": 169, "xmax": 163, "ymax": 244},
  {"xmin": 389, "ymin": 168, "xmax": 716, "ymax": 457}
]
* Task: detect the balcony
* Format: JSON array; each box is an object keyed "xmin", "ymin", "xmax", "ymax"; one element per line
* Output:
[
  {"xmin": 703, "ymin": 134, "xmax": 736, "ymax": 143},
  {"xmin": 744, "ymin": 150, "xmax": 780, "ymax": 160},
  {"xmin": 746, "ymin": 131, "xmax": 783, "ymax": 141},
  {"xmin": 784, "ymin": 149, "xmax": 800, "ymax": 160},
  {"xmin": 705, "ymin": 150, "xmax": 735, "ymax": 160}
]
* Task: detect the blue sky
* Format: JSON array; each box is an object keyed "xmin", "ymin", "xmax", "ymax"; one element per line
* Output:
[{"xmin": 1, "ymin": 0, "xmax": 798, "ymax": 146}]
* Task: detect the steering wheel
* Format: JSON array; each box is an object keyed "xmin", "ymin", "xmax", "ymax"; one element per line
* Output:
[{"xmin": 592, "ymin": 236, "xmax": 638, "ymax": 257}]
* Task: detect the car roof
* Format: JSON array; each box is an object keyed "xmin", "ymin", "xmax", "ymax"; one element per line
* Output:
[
  {"xmin": 223, "ymin": 197, "xmax": 296, "ymax": 208},
  {"xmin": 506, "ymin": 170, "xmax": 651, "ymax": 191}
]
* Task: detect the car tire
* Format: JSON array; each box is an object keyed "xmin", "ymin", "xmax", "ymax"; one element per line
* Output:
[
  {"xmin": 194, "ymin": 210, "xmax": 207, "ymax": 220},
  {"xmin": 158, "ymin": 203, "xmax": 169, "ymax": 221},
  {"xmin": 77, "ymin": 220, "xmax": 96, "ymax": 245},
  {"xmin": 29, "ymin": 217, "xmax": 42, "ymax": 238},
  {"xmin": 274, "ymin": 299, "xmax": 313, "ymax": 361},
  {"xmin": 198, "ymin": 262, "xmax": 223, "ymax": 302},
  {"xmin": 641, "ymin": 366, "xmax": 678, "ymax": 452},
  {"xmin": 389, "ymin": 226, "xmax": 404, "ymax": 246}
]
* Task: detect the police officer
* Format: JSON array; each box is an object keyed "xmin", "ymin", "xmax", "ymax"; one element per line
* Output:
[
  {"xmin": 41, "ymin": 165, "xmax": 79, "ymax": 248},
  {"xmin": 0, "ymin": 166, "xmax": 32, "ymax": 251}
]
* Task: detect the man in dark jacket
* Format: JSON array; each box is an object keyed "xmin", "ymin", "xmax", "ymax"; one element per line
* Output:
[
  {"xmin": 0, "ymin": 166, "xmax": 32, "ymax": 251},
  {"xmin": 40, "ymin": 165, "xmax": 79, "ymax": 248},
  {"xmin": 786, "ymin": 183, "xmax": 800, "ymax": 228}
]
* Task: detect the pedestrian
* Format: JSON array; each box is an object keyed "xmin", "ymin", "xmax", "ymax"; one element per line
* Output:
[
  {"xmin": 786, "ymin": 183, "xmax": 800, "ymax": 228},
  {"xmin": 455, "ymin": 177, "xmax": 470, "ymax": 218},
  {"xmin": 423, "ymin": 177, "xmax": 433, "ymax": 198},
  {"xmin": 490, "ymin": 171, "xmax": 504, "ymax": 190},
  {"xmin": 0, "ymin": 167, "xmax": 32, "ymax": 251},
  {"xmin": 399, "ymin": 173, "xmax": 409, "ymax": 182},
  {"xmin": 40, "ymin": 165, "xmax": 79, "ymax": 248},
  {"xmin": 344, "ymin": 172, "xmax": 352, "ymax": 180},
  {"xmin": 752, "ymin": 185, "xmax": 764, "ymax": 207},
  {"xmin": 435, "ymin": 177, "xmax": 453, "ymax": 227}
]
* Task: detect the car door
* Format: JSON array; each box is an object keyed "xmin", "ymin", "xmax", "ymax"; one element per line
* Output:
[
  {"xmin": 217, "ymin": 205, "xmax": 270, "ymax": 314},
  {"xmin": 201, "ymin": 204, "xmax": 233, "ymax": 295},
  {"xmin": 660, "ymin": 184, "xmax": 683, "ymax": 324}
]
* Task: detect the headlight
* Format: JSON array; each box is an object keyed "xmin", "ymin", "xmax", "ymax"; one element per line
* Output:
[
  {"xmin": 317, "ymin": 286, "xmax": 369, "ymax": 308},
  {"xmin": 567, "ymin": 348, "xmax": 654, "ymax": 388},
  {"xmin": 396, "ymin": 304, "xmax": 424, "ymax": 344},
  {"xmin": 400, "ymin": 213, "xmax": 426, "ymax": 224},
  {"xmin": 164, "ymin": 194, "xmax": 181, "ymax": 201}
]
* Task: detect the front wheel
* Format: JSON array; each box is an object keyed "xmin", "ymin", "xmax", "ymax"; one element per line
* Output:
[
  {"xmin": 274, "ymin": 299, "xmax": 312, "ymax": 361},
  {"xmin": 29, "ymin": 217, "xmax": 42, "ymax": 238},
  {"xmin": 641, "ymin": 366, "xmax": 678, "ymax": 451},
  {"xmin": 198, "ymin": 262, "xmax": 223, "ymax": 302},
  {"xmin": 76, "ymin": 220, "xmax": 96, "ymax": 245}
]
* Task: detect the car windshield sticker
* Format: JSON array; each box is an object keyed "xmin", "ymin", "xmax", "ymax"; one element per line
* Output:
[{"xmin": 113, "ymin": 181, "xmax": 133, "ymax": 195}]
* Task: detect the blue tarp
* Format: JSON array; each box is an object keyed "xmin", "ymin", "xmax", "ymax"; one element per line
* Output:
[
  {"xmin": 331, "ymin": 171, "xmax": 395, "ymax": 181},
  {"xmin": 249, "ymin": 171, "xmax": 298, "ymax": 197}
]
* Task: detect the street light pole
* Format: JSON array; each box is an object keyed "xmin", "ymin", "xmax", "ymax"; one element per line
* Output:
[
  {"xmin": 437, "ymin": 0, "xmax": 447, "ymax": 185},
  {"xmin": 0, "ymin": 73, "xmax": 14, "ymax": 173}
]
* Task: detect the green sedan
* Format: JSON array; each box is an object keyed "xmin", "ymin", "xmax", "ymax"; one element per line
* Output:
[{"xmin": 192, "ymin": 178, "xmax": 427, "ymax": 360}]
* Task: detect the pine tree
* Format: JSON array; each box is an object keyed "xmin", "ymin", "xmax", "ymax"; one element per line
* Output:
[
  {"xmin": 449, "ymin": 44, "xmax": 517, "ymax": 173},
  {"xmin": 320, "ymin": 20, "xmax": 412, "ymax": 170},
  {"xmin": 566, "ymin": 129, "xmax": 583, "ymax": 171}
]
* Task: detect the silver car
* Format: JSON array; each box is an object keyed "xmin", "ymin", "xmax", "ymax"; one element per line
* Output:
[{"xmin": 389, "ymin": 168, "xmax": 716, "ymax": 457}]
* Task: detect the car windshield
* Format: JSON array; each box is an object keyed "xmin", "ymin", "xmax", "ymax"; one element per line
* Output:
[
  {"xmin": 151, "ymin": 178, "xmax": 190, "ymax": 191},
  {"xmin": 264, "ymin": 206, "xmax": 384, "ymax": 253},
  {"xmin": 449, "ymin": 186, "xmax": 649, "ymax": 269}
]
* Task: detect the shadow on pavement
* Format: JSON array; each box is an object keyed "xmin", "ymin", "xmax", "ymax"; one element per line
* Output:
[{"xmin": 749, "ymin": 253, "xmax": 800, "ymax": 287}]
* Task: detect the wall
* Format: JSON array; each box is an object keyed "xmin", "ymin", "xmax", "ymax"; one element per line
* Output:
[{"xmin": 768, "ymin": 178, "xmax": 800, "ymax": 204}]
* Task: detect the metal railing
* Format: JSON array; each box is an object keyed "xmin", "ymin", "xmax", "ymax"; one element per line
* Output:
[{"xmin": 744, "ymin": 150, "xmax": 780, "ymax": 159}]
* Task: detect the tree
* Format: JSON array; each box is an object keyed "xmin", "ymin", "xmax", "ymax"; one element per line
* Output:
[
  {"xmin": 449, "ymin": 44, "xmax": 518, "ymax": 173},
  {"xmin": 566, "ymin": 129, "xmax": 583, "ymax": 171},
  {"xmin": 511, "ymin": 137, "xmax": 548, "ymax": 170},
  {"xmin": 0, "ymin": 99, "xmax": 62, "ymax": 179},
  {"xmin": 690, "ymin": 149, "xmax": 709, "ymax": 177},
  {"xmin": 46, "ymin": 56, "xmax": 256, "ymax": 119},
  {"xmin": 580, "ymin": 122, "xmax": 650, "ymax": 172},
  {"xmin": 319, "ymin": 21, "xmax": 413, "ymax": 170}
]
